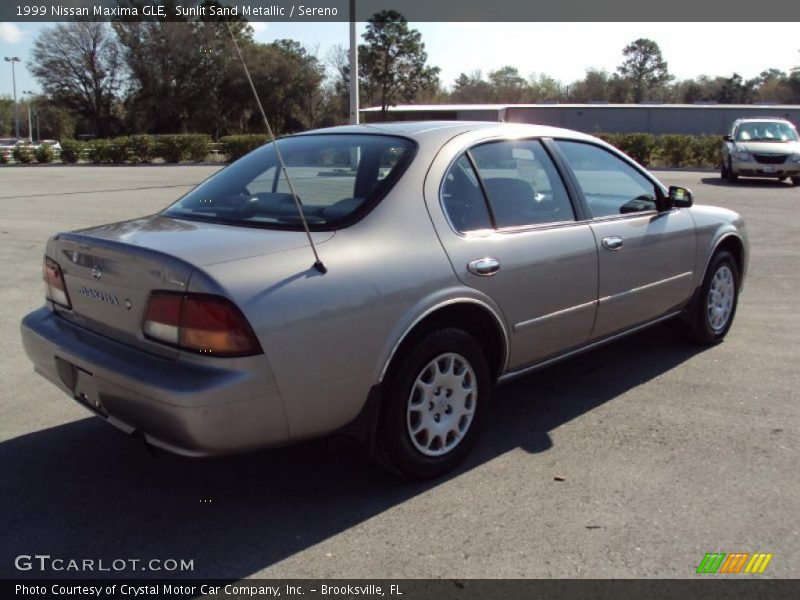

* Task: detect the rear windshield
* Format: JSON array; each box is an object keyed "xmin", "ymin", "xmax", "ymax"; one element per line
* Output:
[{"xmin": 163, "ymin": 134, "xmax": 416, "ymax": 230}]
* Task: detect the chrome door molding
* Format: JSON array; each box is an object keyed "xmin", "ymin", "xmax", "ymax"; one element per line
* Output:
[
  {"xmin": 598, "ymin": 271, "xmax": 694, "ymax": 305},
  {"xmin": 377, "ymin": 297, "xmax": 510, "ymax": 383},
  {"xmin": 514, "ymin": 299, "xmax": 598, "ymax": 331},
  {"xmin": 498, "ymin": 310, "xmax": 683, "ymax": 385}
]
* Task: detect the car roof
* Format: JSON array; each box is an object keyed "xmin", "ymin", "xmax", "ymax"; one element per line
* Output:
[
  {"xmin": 298, "ymin": 121, "xmax": 597, "ymax": 146},
  {"xmin": 733, "ymin": 117, "xmax": 794, "ymax": 124}
]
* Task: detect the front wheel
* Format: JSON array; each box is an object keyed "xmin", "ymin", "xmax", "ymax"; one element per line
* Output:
[
  {"xmin": 725, "ymin": 158, "xmax": 738, "ymax": 183},
  {"xmin": 373, "ymin": 328, "xmax": 490, "ymax": 478},
  {"xmin": 791, "ymin": 177, "xmax": 800, "ymax": 187},
  {"xmin": 685, "ymin": 250, "xmax": 740, "ymax": 344}
]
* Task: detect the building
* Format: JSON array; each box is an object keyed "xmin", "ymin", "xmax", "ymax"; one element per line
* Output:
[{"xmin": 360, "ymin": 103, "xmax": 800, "ymax": 136}]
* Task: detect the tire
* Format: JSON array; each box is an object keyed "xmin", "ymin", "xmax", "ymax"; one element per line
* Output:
[
  {"xmin": 684, "ymin": 250, "xmax": 740, "ymax": 344},
  {"xmin": 720, "ymin": 160, "xmax": 729, "ymax": 181},
  {"xmin": 791, "ymin": 177, "xmax": 800, "ymax": 187},
  {"xmin": 725, "ymin": 158, "xmax": 738, "ymax": 183},
  {"xmin": 373, "ymin": 327, "xmax": 490, "ymax": 478}
]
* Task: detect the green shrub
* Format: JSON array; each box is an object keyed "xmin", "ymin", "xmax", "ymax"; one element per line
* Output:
[
  {"xmin": 12, "ymin": 145, "xmax": 34, "ymax": 164},
  {"xmin": 598, "ymin": 133, "xmax": 657, "ymax": 166},
  {"xmin": 59, "ymin": 139, "xmax": 84, "ymax": 163},
  {"xmin": 35, "ymin": 144, "xmax": 54, "ymax": 163},
  {"xmin": 86, "ymin": 139, "xmax": 112, "ymax": 164},
  {"xmin": 183, "ymin": 134, "xmax": 211, "ymax": 162},
  {"xmin": 155, "ymin": 134, "xmax": 211, "ymax": 163},
  {"xmin": 108, "ymin": 137, "xmax": 130, "ymax": 163},
  {"xmin": 219, "ymin": 134, "xmax": 270, "ymax": 162},
  {"xmin": 690, "ymin": 135, "xmax": 722, "ymax": 168},
  {"xmin": 0, "ymin": 151, "xmax": 7, "ymax": 164},
  {"xmin": 155, "ymin": 136, "xmax": 183, "ymax": 163},
  {"xmin": 128, "ymin": 135, "xmax": 156, "ymax": 163},
  {"xmin": 657, "ymin": 134, "xmax": 694, "ymax": 168},
  {"xmin": 617, "ymin": 133, "xmax": 657, "ymax": 166}
]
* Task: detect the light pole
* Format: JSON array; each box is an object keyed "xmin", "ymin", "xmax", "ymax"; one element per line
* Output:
[
  {"xmin": 349, "ymin": 0, "xmax": 359, "ymax": 125},
  {"xmin": 4, "ymin": 57, "xmax": 21, "ymax": 140},
  {"xmin": 22, "ymin": 91, "xmax": 34, "ymax": 142}
]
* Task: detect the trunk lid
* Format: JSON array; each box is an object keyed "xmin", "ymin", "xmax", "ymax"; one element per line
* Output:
[
  {"xmin": 48, "ymin": 215, "xmax": 332, "ymax": 357},
  {"xmin": 73, "ymin": 214, "xmax": 333, "ymax": 266}
]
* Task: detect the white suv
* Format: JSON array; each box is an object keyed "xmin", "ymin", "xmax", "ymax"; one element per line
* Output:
[{"xmin": 722, "ymin": 118, "xmax": 800, "ymax": 185}]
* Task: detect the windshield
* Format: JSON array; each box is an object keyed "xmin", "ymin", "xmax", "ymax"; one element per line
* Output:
[
  {"xmin": 735, "ymin": 121, "xmax": 799, "ymax": 142},
  {"xmin": 163, "ymin": 134, "xmax": 416, "ymax": 230}
]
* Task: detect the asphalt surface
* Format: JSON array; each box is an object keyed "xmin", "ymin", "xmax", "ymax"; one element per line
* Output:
[{"xmin": 0, "ymin": 165, "xmax": 797, "ymax": 579}]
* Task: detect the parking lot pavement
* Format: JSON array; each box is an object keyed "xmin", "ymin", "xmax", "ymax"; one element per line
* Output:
[{"xmin": 0, "ymin": 167, "xmax": 797, "ymax": 579}]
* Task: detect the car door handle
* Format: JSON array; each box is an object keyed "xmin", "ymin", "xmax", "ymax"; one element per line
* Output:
[
  {"xmin": 468, "ymin": 257, "xmax": 501, "ymax": 276},
  {"xmin": 602, "ymin": 236, "xmax": 624, "ymax": 251}
]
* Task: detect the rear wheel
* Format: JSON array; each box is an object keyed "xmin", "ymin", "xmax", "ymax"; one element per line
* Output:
[
  {"xmin": 685, "ymin": 250, "xmax": 739, "ymax": 344},
  {"xmin": 373, "ymin": 328, "xmax": 490, "ymax": 478},
  {"xmin": 791, "ymin": 177, "xmax": 800, "ymax": 187}
]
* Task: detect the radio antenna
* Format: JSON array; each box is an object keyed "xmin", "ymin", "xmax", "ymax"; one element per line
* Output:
[{"xmin": 225, "ymin": 21, "xmax": 327, "ymax": 274}]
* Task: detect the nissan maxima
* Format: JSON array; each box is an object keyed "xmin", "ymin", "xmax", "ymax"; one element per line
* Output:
[{"xmin": 21, "ymin": 122, "xmax": 748, "ymax": 477}]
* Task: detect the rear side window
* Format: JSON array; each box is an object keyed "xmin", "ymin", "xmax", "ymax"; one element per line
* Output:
[
  {"xmin": 163, "ymin": 134, "xmax": 415, "ymax": 230},
  {"xmin": 469, "ymin": 140, "xmax": 574, "ymax": 228},
  {"xmin": 441, "ymin": 140, "xmax": 574, "ymax": 232},
  {"xmin": 441, "ymin": 155, "xmax": 493, "ymax": 232},
  {"xmin": 555, "ymin": 140, "xmax": 657, "ymax": 218}
]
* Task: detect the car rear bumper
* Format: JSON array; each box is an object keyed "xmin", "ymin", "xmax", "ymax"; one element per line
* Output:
[{"xmin": 20, "ymin": 306, "xmax": 289, "ymax": 456}]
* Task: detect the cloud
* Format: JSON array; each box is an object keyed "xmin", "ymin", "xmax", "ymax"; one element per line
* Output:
[{"xmin": 0, "ymin": 23, "xmax": 25, "ymax": 44}]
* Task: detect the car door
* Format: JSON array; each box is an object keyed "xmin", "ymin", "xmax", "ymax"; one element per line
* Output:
[
  {"xmin": 430, "ymin": 138, "xmax": 599, "ymax": 370},
  {"xmin": 553, "ymin": 140, "xmax": 696, "ymax": 340}
]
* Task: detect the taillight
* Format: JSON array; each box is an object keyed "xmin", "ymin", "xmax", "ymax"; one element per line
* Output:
[
  {"xmin": 143, "ymin": 292, "xmax": 262, "ymax": 357},
  {"xmin": 43, "ymin": 256, "xmax": 71, "ymax": 308}
]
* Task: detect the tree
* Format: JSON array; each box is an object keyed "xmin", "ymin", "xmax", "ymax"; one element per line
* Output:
[
  {"xmin": 715, "ymin": 73, "xmax": 755, "ymax": 104},
  {"xmin": 753, "ymin": 69, "xmax": 790, "ymax": 103},
  {"xmin": 529, "ymin": 74, "xmax": 565, "ymax": 103},
  {"xmin": 451, "ymin": 71, "xmax": 493, "ymax": 103},
  {"xmin": 114, "ymin": 19, "xmax": 247, "ymax": 135},
  {"xmin": 0, "ymin": 95, "xmax": 14, "ymax": 137},
  {"xmin": 616, "ymin": 38, "xmax": 672, "ymax": 102},
  {"xmin": 487, "ymin": 66, "xmax": 528, "ymax": 102},
  {"xmin": 568, "ymin": 69, "xmax": 610, "ymax": 102},
  {"xmin": 28, "ymin": 22, "xmax": 123, "ymax": 136},
  {"xmin": 358, "ymin": 10, "xmax": 440, "ymax": 119}
]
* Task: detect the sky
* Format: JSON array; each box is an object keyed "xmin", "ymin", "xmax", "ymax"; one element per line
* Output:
[{"xmin": 2, "ymin": 21, "xmax": 799, "ymax": 100}]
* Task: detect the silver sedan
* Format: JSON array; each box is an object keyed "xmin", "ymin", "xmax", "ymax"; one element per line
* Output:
[{"xmin": 20, "ymin": 122, "xmax": 748, "ymax": 477}]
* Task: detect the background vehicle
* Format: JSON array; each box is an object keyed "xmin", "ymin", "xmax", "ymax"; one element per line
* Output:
[
  {"xmin": 40, "ymin": 139, "xmax": 62, "ymax": 157},
  {"xmin": 721, "ymin": 118, "xmax": 800, "ymax": 185},
  {"xmin": 0, "ymin": 138, "xmax": 24, "ymax": 160},
  {"xmin": 20, "ymin": 122, "xmax": 748, "ymax": 477},
  {"xmin": 0, "ymin": 139, "xmax": 61, "ymax": 160}
]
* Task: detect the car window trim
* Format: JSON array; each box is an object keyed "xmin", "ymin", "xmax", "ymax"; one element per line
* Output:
[
  {"xmin": 541, "ymin": 137, "xmax": 591, "ymax": 221},
  {"xmin": 439, "ymin": 137, "xmax": 580, "ymax": 236},
  {"xmin": 464, "ymin": 149, "xmax": 498, "ymax": 230},
  {"xmin": 550, "ymin": 138, "xmax": 666, "ymax": 222}
]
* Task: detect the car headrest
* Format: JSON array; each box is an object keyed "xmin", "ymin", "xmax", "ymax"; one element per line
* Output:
[{"xmin": 483, "ymin": 178, "xmax": 536, "ymax": 228}]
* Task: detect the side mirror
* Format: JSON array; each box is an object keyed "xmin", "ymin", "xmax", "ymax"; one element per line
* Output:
[
  {"xmin": 723, "ymin": 134, "xmax": 733, "ymax": 142},
  {"xmin": 669, "ymin": 186, "xmax": 693, "ymax": 208}
]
